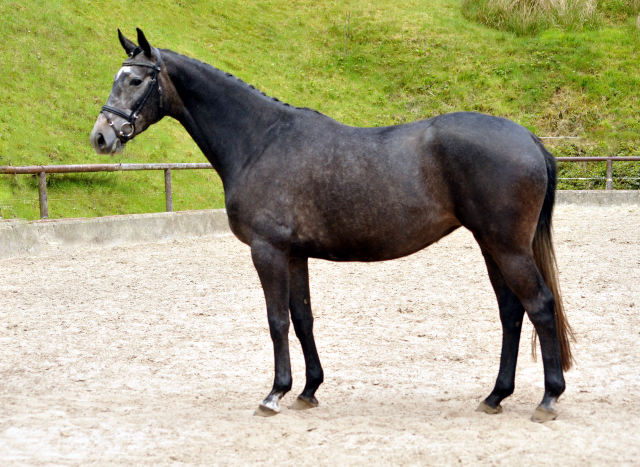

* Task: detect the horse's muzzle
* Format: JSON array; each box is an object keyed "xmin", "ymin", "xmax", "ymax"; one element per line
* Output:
[{"xmin": 90, "ymin": 115, "xmax": 123, "ymax": 155}]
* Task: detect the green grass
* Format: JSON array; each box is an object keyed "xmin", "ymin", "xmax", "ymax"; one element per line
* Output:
[
  {"xmin": 1, "ymin": 0, "xmax": 639, "ymax": 220},
  {"xmin": 462, "ymin": 0, "xmax": 600, "ymax": 36}
]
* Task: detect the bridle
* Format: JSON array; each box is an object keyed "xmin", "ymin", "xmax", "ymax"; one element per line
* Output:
[{"xmin": 101, "ymin": 48, "xmax": 164, "ymax": 145}]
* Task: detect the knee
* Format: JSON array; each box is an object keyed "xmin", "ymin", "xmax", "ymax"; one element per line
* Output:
[{"xmin": 268, "ymin": 315, "xmax": 290, "ymax": 338}]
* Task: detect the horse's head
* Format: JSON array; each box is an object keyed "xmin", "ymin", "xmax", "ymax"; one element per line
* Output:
[{"xmin": 90, "ymin": 29, "xmax": 165, "ymax": 155}]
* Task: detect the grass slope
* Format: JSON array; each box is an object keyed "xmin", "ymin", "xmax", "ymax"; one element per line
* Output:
[{"xmin": 1, "ymin": 0, "xmax": 639, "ymax": 219}]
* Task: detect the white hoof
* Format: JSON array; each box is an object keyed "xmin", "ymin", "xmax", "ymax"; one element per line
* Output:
[{"xmin": 254, "ymin": 400, "xmax": 280, "ymax": 417}]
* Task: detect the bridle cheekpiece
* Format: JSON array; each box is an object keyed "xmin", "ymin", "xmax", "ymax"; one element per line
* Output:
[{"xmin": 101, "ymin": 48, "xmax": 164, "ymax": 145}]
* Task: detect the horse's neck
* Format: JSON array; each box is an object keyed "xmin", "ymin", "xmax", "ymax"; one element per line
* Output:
[{"xmin": 165, "ymin": 53, "xmax": 288, "ymax": 186}]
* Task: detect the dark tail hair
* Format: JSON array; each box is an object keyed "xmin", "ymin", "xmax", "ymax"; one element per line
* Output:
[{"xmin": 530, "ymin": 135, "xmax": 575, "ymax": 371}]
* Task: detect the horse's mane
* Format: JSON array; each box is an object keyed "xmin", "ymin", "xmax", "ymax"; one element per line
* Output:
[{"xmin": 161, "ymin": 49, "xmax": 322, "ymax": 116}]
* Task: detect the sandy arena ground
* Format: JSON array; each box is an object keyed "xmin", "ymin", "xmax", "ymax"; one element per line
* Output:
[{"xmin": 1, "ymin": 205, "xmax": 639, "ymax": 466}]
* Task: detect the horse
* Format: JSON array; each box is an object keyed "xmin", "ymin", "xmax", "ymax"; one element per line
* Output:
[{"xmin": 90, "ymin": 29, "xmax": 574, "ymax": 422}]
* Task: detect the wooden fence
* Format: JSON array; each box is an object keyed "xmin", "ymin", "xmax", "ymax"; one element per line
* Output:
[{"xmin": 0, "ymin": 163, "xmax": 212, "ymax": 219}]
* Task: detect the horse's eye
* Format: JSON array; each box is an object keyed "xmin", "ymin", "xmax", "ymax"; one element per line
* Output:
[{"xmin": 131, "ymin": 78, "xmax": 143, "ymax": 86}]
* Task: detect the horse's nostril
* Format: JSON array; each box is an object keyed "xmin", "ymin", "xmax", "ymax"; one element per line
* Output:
[{"xmin": 97, "ymin": 133, "xmax": 106, "ymax": 149}]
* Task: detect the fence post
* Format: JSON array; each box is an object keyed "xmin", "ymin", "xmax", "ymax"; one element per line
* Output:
[
  {"xmin": 38, "ymin": 171, "xmax": 49, "ymax": 219},
  {"xmin": 606, "ymin": 158, "xmax": 613, "ymax": 191},
  {"xmin": 164, "ymin": 168, "xmax": 173, "ymax": 212}
]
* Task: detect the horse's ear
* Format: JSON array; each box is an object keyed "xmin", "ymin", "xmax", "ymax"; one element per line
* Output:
[
  {"xmin": 118, "ymin": 29, "xmax": 137, "ymax": 57},
  {"xmin": 137, "ymin": 28, "xmax": 153, "ymax": 58}
]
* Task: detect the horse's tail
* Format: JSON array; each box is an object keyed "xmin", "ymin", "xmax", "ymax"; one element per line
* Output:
[{"xmin": 530, "ymin": 135, "xmax": 575, "ymax": 371}]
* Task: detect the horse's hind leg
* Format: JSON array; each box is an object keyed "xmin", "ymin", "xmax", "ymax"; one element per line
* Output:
[
  {"xmin": 288, "ymin": 256, "xmax": 324, "ymax": 410},
  {"xmin": 485, "ymin": 249, "xmax": 566, "ymax": 422},
  {"xmin": 476, "ymin": 249, "xmax": 526, "ymax": 415}
]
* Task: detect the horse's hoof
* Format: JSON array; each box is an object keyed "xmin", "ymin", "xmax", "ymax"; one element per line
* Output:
[
  {"xmin": 291, "ymin": 395, "xmax": 319, "ymax": 410},
  {"xmin": 254, "ymin": 402, "xmax": 280, "ymax": 417},
  {"xmin": 531, "ymin": 406, "xmax": 557, "ymax": 423},
  {"xmin": 476, "ymin": 401, "xmax": 503, "ymax": 415}
]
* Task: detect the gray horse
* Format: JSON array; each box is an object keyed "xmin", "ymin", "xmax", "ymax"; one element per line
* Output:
[{"xmin": 91, "ymin": 29, "xmax": 573, "ymax": 422}]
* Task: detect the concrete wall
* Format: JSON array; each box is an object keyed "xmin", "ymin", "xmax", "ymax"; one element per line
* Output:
[
  {"xmin": 0, "ymin": 210, "xmax": 232, "ymax": 260},
  {"xmin": 1, "ymin": 191, "xmax": 638, "ymax": 260},
  {"xmin": 556, "ymin": 190, "xmax": 640, "ymax": 206}
]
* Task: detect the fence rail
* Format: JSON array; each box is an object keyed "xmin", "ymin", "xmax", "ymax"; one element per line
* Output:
[
  {"xmin": 0, "ymin": 163, "xmax": 213, "ymax": 219},
  {"xmin": 1, "ymin": 158, "xmax": 639, "ymax": 219}
]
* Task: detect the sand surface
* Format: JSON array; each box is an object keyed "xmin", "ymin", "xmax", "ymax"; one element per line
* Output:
[{"xmin": 1, "ymin": 205, "xmax": 639, "ymax": 466}]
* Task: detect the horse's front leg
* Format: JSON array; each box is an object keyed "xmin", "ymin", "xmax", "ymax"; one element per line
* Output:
[
  {"xmin": 251, "ymin": 238, "xmax": 292, "ymax": 417},
  {"xmin": 288, "ymin": 256, "xmax": 323, "ymax": 410}
]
